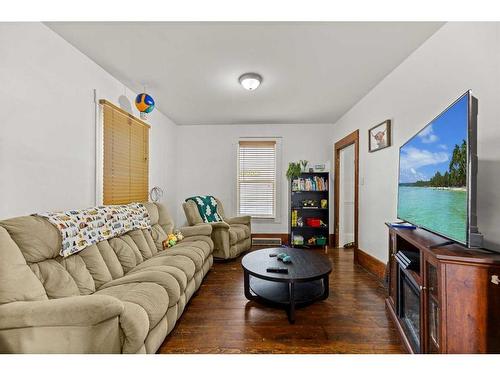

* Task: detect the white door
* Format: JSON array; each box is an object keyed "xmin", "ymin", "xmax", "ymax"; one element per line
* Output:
[{"xmin": 339, "ymin": 144, "xmax": 355, "ymax": 247}]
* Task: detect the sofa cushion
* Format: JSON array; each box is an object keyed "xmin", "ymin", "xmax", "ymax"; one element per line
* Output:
[
  {"xmin": 160, "ymin": 247, "xmax": 204, "ymax": 271},
  {"xmin": 29, "ymin": 260, "xmax": 81, "ymax": 299},
  {"xmin": 132, "ymin": 254, "xmax": 196, "ymax": 284},
  {"xmin": 151, "ymin": 224, "xmax": 168, "ymax": 252},
  {"xmin": 96, "ymin": 282, "xmax": 168, "ymax": 329},
  {"xmin": 120, "ymin": 235, "xmax": 144, "ymax": 262},
  {"xmin": 108, "ymin": 237, "xmax": 141, "ymax": 274},
  {"xmin": 129, "ymin": 265, "xmax": 188, "ymax": 292},
  {"xmin": 228, "ymin": 225, "xmax": 249, "ymax": 245},
  {"xmin": 142, "ymin": 229, "xmax": 158, "ymax": 256},
  {"xmin": 182, "ymin": 200, "xmax": 204, "ymax": 226},
  {"xmin": 174, "ymin": 240, "xmax": 211, "ymax": 262},
  {"xmin": 96, "ymin": 241, "xmax": 124, "ymax": 279},
  {"xmin": 99, "ymin": 270, "xmax": 180, "ymax": 307},
  {"xmin": 143, "ymin": 202, "xmax": 160, "ymax": 225},
  {"xmin": 232, "ymin": 224, "xmax": 251, "ymax": 238},
  {"xmin": 0, "ymin": 227, "xmax": 48, "ymax": 303},
  {"xmin": 127, "ymin": 229, "xmax": 154, "ymax": 260},
  {"xmin": 143, "ymin": 202, "xmax": 174, "ymax": 235},
  {"xmin": 59, "ymin": 254, "xmax": 96, "ymax": 295},
  {"xmin": 0, "ymin": 216, "xmax": 61, "ymax": 262},
  {"xmin": 77, "ymin": 244, "xmax": 113, "ymax": 289}
]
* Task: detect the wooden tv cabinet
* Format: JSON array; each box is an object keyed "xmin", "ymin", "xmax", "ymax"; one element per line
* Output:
[{"xmin": 385, "ymin": 224, "xmax": 500, "ymax": 353}]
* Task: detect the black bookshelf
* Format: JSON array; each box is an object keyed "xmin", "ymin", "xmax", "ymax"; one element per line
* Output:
[{"xmin": 289, "ymin": 172, "xmax": 330, "ymax": 248}]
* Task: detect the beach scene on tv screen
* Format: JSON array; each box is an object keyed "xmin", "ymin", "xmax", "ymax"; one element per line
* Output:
[{"xmin": 398, "ymin": 95, "xmax": 468, "ymax": 244}]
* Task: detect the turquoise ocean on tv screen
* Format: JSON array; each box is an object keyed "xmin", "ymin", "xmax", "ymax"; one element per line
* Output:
[
  {"xmin": 398, "ymin": 186, "xmax": 467, "ymax": 243},
  {"xmin": 398, "ymin": 94, "xmax": 468, "ymax": 244}
]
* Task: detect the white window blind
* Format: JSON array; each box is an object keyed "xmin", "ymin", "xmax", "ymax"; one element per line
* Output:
[{"xmin": 238, "ymin": 140, "xmax": 277, "ymax": 218}]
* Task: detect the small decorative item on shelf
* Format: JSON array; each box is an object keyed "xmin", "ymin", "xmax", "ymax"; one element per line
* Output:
[
  {"xmin": 314, "ymin": 164, "xmax": 326, "ymax": 172},
  {"xmin": 296, "ymin": 217, "xmax": 304, "ymax": 227},
  {"xmin": 316, "ymin": 236, "xmax": 327, "ymax": 246},
  {"xmin": 292, "ymin": 234, "xmax": 304, "ymax": 245},
  {"xmin": 291, "ymin": 210, "xmax": 298, "ymax": 227},
  {"xmin": 306, "ymin": 218, "xmax": 321, "ymax": 227},
  {"xmin": 300, "ymin": 160, "xmax": 309, "ymax": 172},
  {"xmin": 302, "ymin": 199, "xmax": 318, "ymax": 208},
  {"xmin": 321, "ymin": 199, "xmax": 328, "ymax": 209}
]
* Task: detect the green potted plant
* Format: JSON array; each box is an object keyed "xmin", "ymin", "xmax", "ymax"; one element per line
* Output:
[{"xmin": 286, "ymin": 162, "xmax": 302, "ymax": 180}]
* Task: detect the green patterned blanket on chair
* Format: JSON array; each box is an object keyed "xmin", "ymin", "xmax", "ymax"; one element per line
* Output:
[{"xmin": 185, "ymin": 195, "xmax": 223, "ymax": 223}]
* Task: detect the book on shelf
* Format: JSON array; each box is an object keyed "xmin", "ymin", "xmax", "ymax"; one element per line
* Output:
[{"xmin": 292, "ymin": 176, "xmax": 328, "ymax": 192}]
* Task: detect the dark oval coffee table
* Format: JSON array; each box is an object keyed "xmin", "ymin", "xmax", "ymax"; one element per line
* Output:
[{"xmin": 241, "ymin": 247, "xmax": 332, "ymax": 323}]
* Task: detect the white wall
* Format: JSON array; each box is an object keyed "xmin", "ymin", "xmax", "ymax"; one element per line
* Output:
[
  {"xmin": 4, "ymin": 21, "xmax": 499, "ymax": 255},
  {"xmin": 329, "ymin": 22, "xmax": 500, "ymax": 261},
  {"xmin": 175, "ymin": 124, "xmax": 333, "ymax": 232},
  {"xmin": 0, "ymin": 23, "xmax": 178, "ymax": 219}
]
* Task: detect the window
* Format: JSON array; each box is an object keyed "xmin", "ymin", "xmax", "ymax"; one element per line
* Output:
[
  {"xmin": 237, "ymin": 140, "xmax": 277, "ymax": 218},
  {"xmin": 101, "ymin": 99, "xmax": 149, "ymax": 205}
]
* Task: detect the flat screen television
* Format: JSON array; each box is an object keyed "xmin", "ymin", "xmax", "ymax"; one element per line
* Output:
[{"xmin": 397, "ymin": 91, "xmax": 482, "ymax": 247}]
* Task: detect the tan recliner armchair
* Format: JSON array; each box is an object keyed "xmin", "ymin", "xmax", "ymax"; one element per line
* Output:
[{"xmin": 183, "ymin": 198, "xmax": 251, "ymax": 260}]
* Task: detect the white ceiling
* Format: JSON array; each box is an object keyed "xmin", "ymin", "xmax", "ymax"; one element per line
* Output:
[{"xmin": 46, "ymin": 22, "xmax": 443, "ymax": 125}]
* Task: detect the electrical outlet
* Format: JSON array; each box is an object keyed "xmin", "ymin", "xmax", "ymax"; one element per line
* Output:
[{"xmin": 492, "ymin": 275, "xmax": 499, "ymax": 285}]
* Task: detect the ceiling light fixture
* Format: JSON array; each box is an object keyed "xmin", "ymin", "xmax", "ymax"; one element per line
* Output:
[{"xmin": 239, "ymin": 73, "xmax": 262, "ymax": 91}]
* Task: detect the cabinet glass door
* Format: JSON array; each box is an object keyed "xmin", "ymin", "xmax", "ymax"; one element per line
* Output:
[
  {"xmin": 389, "ymin": 234, "xmax": 398, "ymax": 305},
  {"xmin": 426, "ymin": 260, "xmax": 440, "ymax": 353}
]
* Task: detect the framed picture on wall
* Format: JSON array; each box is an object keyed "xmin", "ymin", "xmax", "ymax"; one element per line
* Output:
[{"xmin": 368, "ymin": 119, "xmax": 391, "ymax": 152}]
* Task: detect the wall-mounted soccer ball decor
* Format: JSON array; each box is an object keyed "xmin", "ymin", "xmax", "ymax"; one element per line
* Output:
[{"xmin": 135, "ymin": 93, "xmax": 155, "ymax": 120}]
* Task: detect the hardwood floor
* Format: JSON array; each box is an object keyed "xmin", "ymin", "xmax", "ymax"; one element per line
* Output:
[{"xmin": 158, "ymin": 247, "xmax": 405, "ymax": 354}]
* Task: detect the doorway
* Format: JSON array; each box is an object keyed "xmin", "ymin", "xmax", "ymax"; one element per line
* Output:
[{"xmin": 334, "ymin": 130, "xmax": 359, "ymax": 248}]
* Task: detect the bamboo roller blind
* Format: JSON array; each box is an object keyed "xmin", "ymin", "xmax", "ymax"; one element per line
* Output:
[{"xmin": 101, "ymin": 100, "xmax": 150, "ymax": 205}]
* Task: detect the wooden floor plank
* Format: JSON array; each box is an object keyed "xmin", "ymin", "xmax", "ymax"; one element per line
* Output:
[{"xmin": 158, "ymin": 247, "xmax": 405, "ymax": 354}]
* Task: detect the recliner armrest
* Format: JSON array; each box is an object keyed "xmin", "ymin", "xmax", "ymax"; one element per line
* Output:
[
  {"xmin": 225, "ymin": 216, "xmax": 251, "ymax": 226},
  {"xmin": 206, "ymin": 221, "xmax": 231, "ymax": 230},
  {"xmin": 0, "ymin": 295, "xmax": 124, "ymax": 329},
  {"xmin": 181, "ymin": 223, "xmax": 213, "ymax": 237}
]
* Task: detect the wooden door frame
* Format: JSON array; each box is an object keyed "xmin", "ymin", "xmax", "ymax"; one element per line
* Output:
[{"xmin": 334, "ymin": 129, "xmax": 359, "ymax": 248}]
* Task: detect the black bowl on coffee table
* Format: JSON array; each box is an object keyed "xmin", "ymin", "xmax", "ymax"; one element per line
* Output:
[{"xmin": 241, "ymin": 247, "xmax": 332, "ymax": 323}]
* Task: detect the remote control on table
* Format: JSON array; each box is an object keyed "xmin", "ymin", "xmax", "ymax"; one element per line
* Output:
[
  {"xmin": 269, "ymin": 253, "xmax": 278, "ymax": 257},
  {"xmin": 266, "ymin": 267, "xmax": 288, "ymax": 274}
]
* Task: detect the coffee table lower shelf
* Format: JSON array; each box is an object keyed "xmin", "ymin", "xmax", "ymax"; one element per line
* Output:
[{"xmin": 244, "ymin": 273, "xmax": 329, "ymax": 323}]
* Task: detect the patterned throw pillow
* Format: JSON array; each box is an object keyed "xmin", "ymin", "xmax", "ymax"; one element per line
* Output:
[{"xmin": 185, "ymin": 195, "xmax": 223, "ymax": 223}]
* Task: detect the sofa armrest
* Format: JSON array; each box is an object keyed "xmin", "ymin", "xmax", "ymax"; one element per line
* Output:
[
  {"xmin": 202, "ymin": 221, "xmax": 230, "ymax": 230},
  {"xmin": 0, "ymin": 295, "xmax": 124, "ymax": 329},
  {"xmin": 181, "ymin": 223, "xmax": 212, "ymax": 237},
  {"xmin": 225, "ymin": 216, "xmax": 251, "ymax": 226}
]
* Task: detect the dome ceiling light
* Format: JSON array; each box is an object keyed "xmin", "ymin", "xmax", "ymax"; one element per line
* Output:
[{"xmin": 239, "ymin": 73, "xmax": 262, "ymax": 91}]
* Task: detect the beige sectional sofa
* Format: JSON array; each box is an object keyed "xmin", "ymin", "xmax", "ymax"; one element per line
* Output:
[
  {"xmin": 0, "ymin": 202, "xmax": 213, "ymax": 354},
  {"xmin": 183, "ymin": 197, "xmax": 251, "ymax": 260}
]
